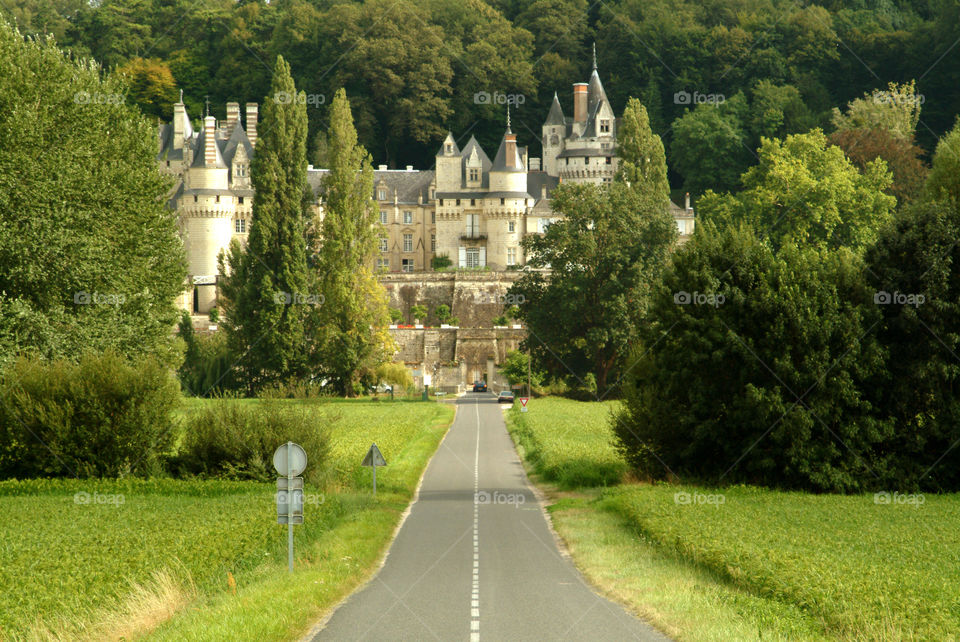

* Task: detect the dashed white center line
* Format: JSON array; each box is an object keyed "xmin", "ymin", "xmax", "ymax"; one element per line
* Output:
[{"xmin": 471, "ymin": 398, "xmax": 481, "ymax": 641}]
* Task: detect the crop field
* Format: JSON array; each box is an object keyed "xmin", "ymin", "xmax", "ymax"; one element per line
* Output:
[
  {"xmin": 0, "ymin": 399, "xmax": 453, "ymax": 640},
  {"xmin": 505, "ymin": 397, "xmax": 627, "ymax": 487},
  {"xmin": 605, "ymin": 484, "xmax": 960, "ymax": 639}
]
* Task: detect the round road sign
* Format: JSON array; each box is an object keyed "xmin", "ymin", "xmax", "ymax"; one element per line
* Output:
[{"xmin": 273, "ymin": 442, "xmax": 307, "ymax": 476}]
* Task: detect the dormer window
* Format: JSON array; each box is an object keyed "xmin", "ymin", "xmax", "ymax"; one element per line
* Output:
[
  {"xmin": 584, "ymin": 157, "xmax": 590, "ymax": 165},
  {"xmin": 500, "ymin": 198, "xmax": 505, "ymax": 205},
  {"xmin": 446, "ymin": 144, "xmax": 452, "ymax": 153},
  {"xmin": 378, "ymin": 188, "xmax": 386, "ymax": 200},
  {"xmin": 600, "ymin": 119, "xmax": 610, "ymax": 133},
  {"xmin": 469, "ymin": 168, "xmax": 479, "ymax": 182},
  {"xmin": 234, "ymin": 163, "xmax": 247, "ymax": 177}
]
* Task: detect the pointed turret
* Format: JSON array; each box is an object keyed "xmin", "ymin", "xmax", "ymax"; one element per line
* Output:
[
  {"xmin": 545, "ymin": 92, "xmax": 565, "ymax": 126},
  {"xmin": 437, "ymin": 131, "xmax": 460, "ymax": 157},
  {"xmin": 587, "ymin": 43, "xmax": 609, "ymax": 116}
]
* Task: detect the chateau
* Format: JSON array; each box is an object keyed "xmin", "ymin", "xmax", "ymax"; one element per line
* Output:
[{"xmin": 157, "ymin": 61, "xmax": 695, "ymax": 315}]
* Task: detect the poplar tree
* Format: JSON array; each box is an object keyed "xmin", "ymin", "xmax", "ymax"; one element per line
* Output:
[
  {"xmin": 312, "ymin": 89, "xmax": 393, "ymax": 395},
  {"xmin": 615, "ymin": 97, "xmax": 670, "ymax": 205},
  {"xmin": 219, "ymin": 56, "xmax": 311, "ymax": 391}
]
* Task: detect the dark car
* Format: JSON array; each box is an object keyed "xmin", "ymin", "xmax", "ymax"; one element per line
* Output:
[
  {"xmin": 497, "ymin": 391, "xmax": 515, "ymax": 404},
  {"xmin": 473, "ymin": 380, "xmax": 487, "ymax": 392}
]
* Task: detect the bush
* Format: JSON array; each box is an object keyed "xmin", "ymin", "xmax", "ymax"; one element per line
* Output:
[
  {"xmin": 171, "ymin": 399, "xmax": 333, "ymax": 485},
  {"xmin": 431, "ymin": 254, "xmax": 452, "ymax": 270},
  {"xmin": 0, "ymin": 351, "xmax": 180, "ymax": 478}
]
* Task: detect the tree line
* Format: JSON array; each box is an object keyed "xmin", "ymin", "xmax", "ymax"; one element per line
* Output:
[{"xmin": 3, "ymin": 0, "xmax": 959, "ymax": 189}]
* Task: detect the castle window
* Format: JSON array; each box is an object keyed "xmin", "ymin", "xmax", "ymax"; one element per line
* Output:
[
  {"xmin": 446, "ymin": 144, "xmax": 452, "ymax": 153},
  {"xmin": 439, "ymin": 199, "xmax": 443, "ymax": 206},
  {"xmin": 215, "ymin": 195, "xmax": 220, "ymax": 203},
  {"xmin": 403, "ymin": 234, "xmax": 413, "ymax": 252},
  {"xmin": 606, "ymin": 156, "xmax": 612, "ymax": 164},
  {"xmin": 465, "ymin": 248, "xmax": 480, "ymax": 269},
  {"xmin": 403, "ymin": 210, "xmax": 413, "ymax": 224},
  {"xmin": 235, "ymin": 218, "xmax": 246, "ymax": 233},
  {"xmin": 508, "ymin": 221, "xmax": 515, "ymax": 232},
  {"xmin": 238, "ymin": 196, "xmax": 244, "ymax": 204},
  {"xmin": 378, "ymin": 188, "xmax": 386, "ymax": 200},
  {"xmin": 550, "ymin": 134, "xmax": 559, "ymax": 146},
  {"xmin": 379, "ymin": 238, "xmax": 388, "ymax": 252},
  {"xmin": 469, "ymin": 168, "xmax": 479, "ymax": 182},
  {"xmin": 565, "ymin": 158, "xmax": 569, "ymax": 165},
  {"xmin": 377, "ymin": 258, "xmax": 389, "ymax": 270},
  {"xmin": 455, "ymin": 199, "xmax": 461, "ymax": 206},
  {"xmin": 600, "ymin": 119, "xmax": 610, "ymax": 133},
  {"xmin": 584, "ymin": 157, "xmax": 589, "ymax": 165},
  {"xmin": 402, "ymin": 258, "xmax": 414, "ymax": 273},
  {"xmin": 380, "ymin": 210, "xmax": 388, "ymax": 224},
  {"xmin": 507, "ymin": 247, "xmax": 516, "ymax": 264},
  {"xmin": 470, "ymin": 199, "xmax": 475, "ymax": 206},
  {"xmin": 194, "ymin": 195, "xmax": 198, "ymax": 202},
  {"xmin": 431, "ymin": 211, "xmax": 436, "ymax": 223},
  {"xmin": 430, "ymin": 188, "xmax": 435, "ymax": 199},
  {"xmin": 500, "ymin": 198, "xmax": 505, "ymax": 205},
  {"xmin": 431, "ymin": 234, "xmax": 436, "ymax": 251}
]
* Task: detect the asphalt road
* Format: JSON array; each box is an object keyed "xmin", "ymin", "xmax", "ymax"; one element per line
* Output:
[{"xmin": 311, "ymin": 393, "xmax": 669, "ymax": 641}]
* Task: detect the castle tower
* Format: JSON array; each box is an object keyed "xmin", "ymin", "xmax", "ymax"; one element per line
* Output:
[
  {"xmin": 435, "ymin": 131, "xmax": 461, "ymax": 192},
  {"xmin": 542, "ymin": 92, "xmax": 565, "ymax": 177}
]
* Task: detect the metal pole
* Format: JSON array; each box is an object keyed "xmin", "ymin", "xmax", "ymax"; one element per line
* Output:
[
  {"xmin": 373, "ymin": 462, "xmax": 377, "ymax": 497},
  {"xmin": 527, "ymin": 348, "xmax": 531, "ymax": 399},
  {"xmin": 287, "ymin": 441, "xmax": 293, "ymax": 573}
]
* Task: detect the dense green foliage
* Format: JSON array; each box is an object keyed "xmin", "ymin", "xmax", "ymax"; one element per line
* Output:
[
  {"xmin": 0, "ymin": 18, "xmax": 186, "ymax": 367},
  {"xmin": 510, "ymin": 180, "xmax": 678, "ymax": 394},
  {"xmin": 0, "ymin": 352, "xmax": 180, "ymax": 479},
  {"xmin": 170, "ymin": 398, "xmax": 332, "ymax": 485},
  {"xmin": 4, "ymin": 0, "xmax": 957, "ymax": 180},
  {"xmin": 218, "ymin": 56, "xmax": 312, "ymax": 392}
]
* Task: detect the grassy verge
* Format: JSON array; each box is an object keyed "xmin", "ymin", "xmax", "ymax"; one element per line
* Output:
[
  {"xmin": 1, "ymin": 399, "xmax": 454, "ymax": 641},
  {"xmin": 505, "ymin": 398, "xmax": 960, "ymax": 640}
]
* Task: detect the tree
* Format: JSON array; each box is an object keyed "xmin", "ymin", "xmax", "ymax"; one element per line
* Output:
[
  {"xmin": 375, "ymin": 361, "xmax": 413, "ymax": 391},
  {"xmin": 831, "ymin": 80, "xmax": 922, "ymax": 142},
  {"xmin": 830, "ymin": 126, "xmax": 928, "ymax": 207},
  {"xmin": 0, "ymin": 17, "xmax": 185, "ymax": 367},
  {"xmin": 748, "ymin": 80, "xmax": 815, "ymax": 144},
  {"xmin": 509, "ymin": 181, "xmax": 678, "ymax": 394},
  {"xmin": 699, "ymin": 130, "xmax": 896, "ymax": 251},
  {"xmin": 312, "ymin": 89, "xmax": 394, "ymax": 395},
  {"xmin": 670, "ymin": 93, "xmax": 753, "ymax": 196},
  {"xmin": 865, "ymin": 199, "xmax": 960, "ymax": 490},
  {"xmin": 117, "ymin": 56, "xmax": 177, "ymax": 119},
  {"xmin": 434, "ymin": 304, "xmax": 452, "ymax": 324},
  {"xmin": 500, "ymin": 349, "xmax": 543, "ymax": 388},
  {"xmin": 218, "ymin": 55, "xmax": 311, "ymax": 392},
  {"xmin": 925, "ymin": 118, "xmax": 960, "ymax": 205},
  {"xmin": 616, "ymin": 97, "xmax": 670, "ymax": 204},
  {"xmin": 410, "ymin": 305, "xmax": 428, "ymax": 323},
  {"xmin": 614, "ymin": 221, "xmax": 892, "ymax": 492}
]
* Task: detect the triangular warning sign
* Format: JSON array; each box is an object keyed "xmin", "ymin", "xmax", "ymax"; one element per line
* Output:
[
  {"xmin": 519, "ymin": 397, "xmax": 529, "ymax": 407},
  {"xmin": 362, "ymin": 443, "xmax": 387, "ymax": 467}
]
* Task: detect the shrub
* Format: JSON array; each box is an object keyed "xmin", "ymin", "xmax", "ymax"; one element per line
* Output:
[
  {"xmin": 431, "ymin": 254, "xmax": 452, "ymax": 270},
  {"xmin": 171, "ymin": 399, "xmax": 332, "ymax": 485},
  {"xmin": 0, "ymin": 351, "xmax": 180, "ymax": 478}
]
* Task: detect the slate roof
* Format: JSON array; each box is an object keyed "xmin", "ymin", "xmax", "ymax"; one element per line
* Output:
[{"xmin": 307, "ymin": 168, "xmax": 436, "ymax": 204}]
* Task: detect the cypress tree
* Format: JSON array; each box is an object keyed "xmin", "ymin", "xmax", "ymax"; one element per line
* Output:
[
  {"xmin": 219, "ymin": 56, "xmax": 311, "ymax": 391},
  {"xmin": 616, "ymin": 97, "xmax": 671, "ymax": 205},
  {"xmin": 312, "ymin": 89, "xmax": 393, "ymax": 395}
]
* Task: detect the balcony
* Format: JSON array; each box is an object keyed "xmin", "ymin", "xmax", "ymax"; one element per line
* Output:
[{"xmin": 459, "ymin": 232, "xmax": 487, "ymax": 242}]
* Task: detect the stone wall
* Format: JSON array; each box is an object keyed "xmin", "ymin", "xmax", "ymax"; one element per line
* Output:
[{"xmin": 379, "ymin": 271, "xmax": 525, "ymax": 328}]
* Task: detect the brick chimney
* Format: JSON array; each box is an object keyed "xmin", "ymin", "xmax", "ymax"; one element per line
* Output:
[
  {"xmin": 505, "ymin": 132, "xmax": 518, "ymax": 169},
  {"xmin": 246, "ymin": 103, "xmax": 258, "ymax": 147},
  {"xmin": 573, "ymin": 83, "xmax": 588, "ymax": 124},
  {"xmin": 204, "ymin": 115, "xmax": 217, "ymax": 165},
  {"xmin": 226, "ymin": 102, "xmax": 240, "ymax": 134}
]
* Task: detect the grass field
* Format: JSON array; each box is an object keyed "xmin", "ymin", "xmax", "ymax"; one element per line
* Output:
[
  {"xmin": 505, "ymin": 397, "xmax": 626, "ymax": 488},
  {"xmin": 0, "ymin": 398, "xmax": 455, "ymax": 641},
  {"xmin": 505, "ymin": 397, "xmax": 960, "ymax": 641}
]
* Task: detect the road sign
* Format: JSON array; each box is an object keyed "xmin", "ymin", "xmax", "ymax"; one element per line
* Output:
[
  {"xmin": 274, "ymin": 442, "xmax": 307, "ymax": 573},
  {"xmin": 362, "ymin": 443, "xmax": 387, "ymax": 496},
  {"xmin": 273, "ymin": 442, "xmax": 307, "ymax": 476},
  {"xmin": 362, "ymin": 443, "xmax": 387, "ymax": 467},
  {"xmin": 520, "ymin": 397, "xmax": 529, "ymax": 412}
]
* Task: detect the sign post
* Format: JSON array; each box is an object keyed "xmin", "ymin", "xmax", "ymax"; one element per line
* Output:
[
  {"xmin": 519, "ymin": 397, "xmax": 529, "ymax": 412},
  {"xmin": 273, "ymin": 441, "xmax": 307, "ymax": 573},
  {"xmin": 362, "ymin": 443, "xmax": 387, "ymax": 496}
]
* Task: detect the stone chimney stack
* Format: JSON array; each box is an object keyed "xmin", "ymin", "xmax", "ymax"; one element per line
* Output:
[
  {"xmin": 685, "ymin": 192, "xmax": 691, "ymax": 210},
  {"xmin": 226, "ymin": 102, "xmax": 240, "ymax": 134},
  {"xmin": 173, "ymin": 101, "xmax": 187, "ymax": 150},
  {"xmin": 204, "ymin": 116, "xmax": 217, "ymax": 165},
  {"xmin": 573, "ymin": 83, "xmax": 588, "ymax": 124},
  {"xmin": 246, "ymin": 103, "xmax": 258, "ymax": 147}
]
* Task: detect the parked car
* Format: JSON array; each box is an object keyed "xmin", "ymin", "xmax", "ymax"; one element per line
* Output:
[
  {"xmin": 472, "ymin": 380, "xmax": 487, "ymax": 392},
  {"xmin": 497, "ymin": 391, "xmax": 515, "ymax": 403}
]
